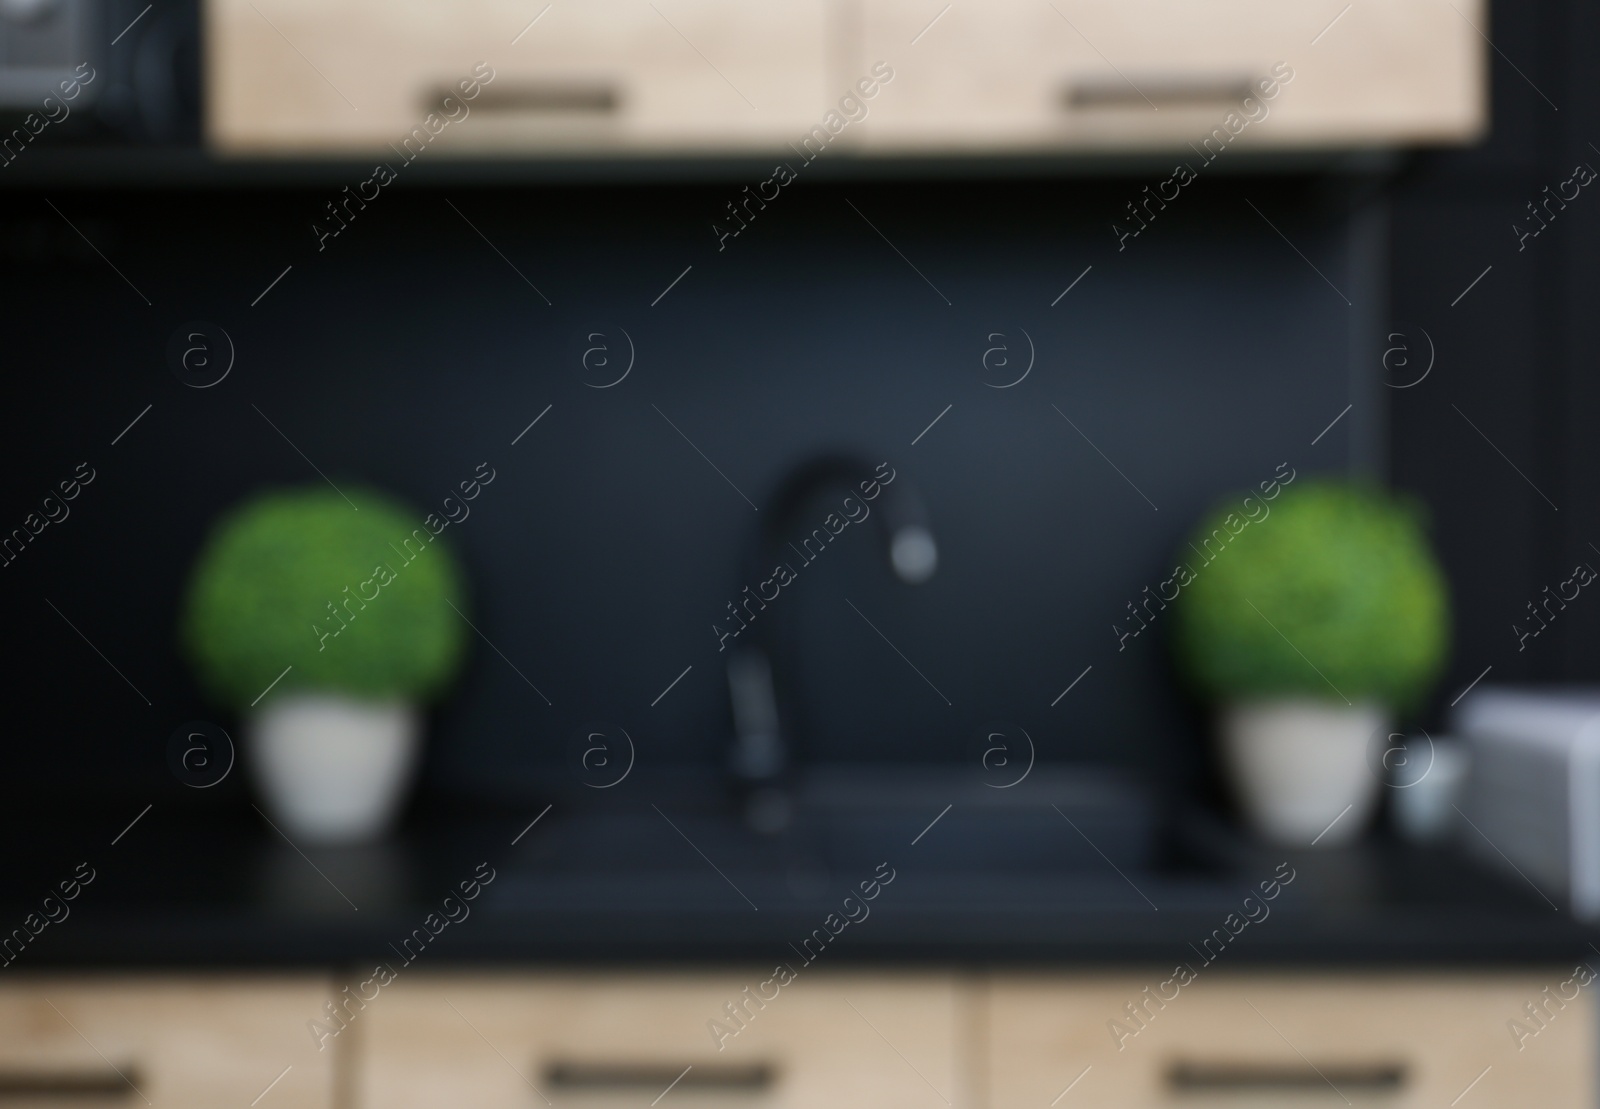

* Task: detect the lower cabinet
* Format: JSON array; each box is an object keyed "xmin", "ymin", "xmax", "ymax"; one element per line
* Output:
[
  {"xmin": 986, "ymin": 973, "xmax": 1595, "ymax": 1108},
  {"xmin": 0, "ymin": 971, "xmax": 1586, "ymax": 1107},
  {"xmin": 0, "ymin": 976, "xmax": 335, "ymax": 1107},
  {"xmin": 353, "ymin": 972, "xmax": 966, "ymax": 1109}
]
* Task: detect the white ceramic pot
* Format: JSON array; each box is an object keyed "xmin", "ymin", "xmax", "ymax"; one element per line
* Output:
[
  {"xmin": 247, "ymin": 693, "xmax": 421, "ymax": 844},
  {"xmin": 1220, "ymin": 698, "xmax": 1387, "ymax": 848}
]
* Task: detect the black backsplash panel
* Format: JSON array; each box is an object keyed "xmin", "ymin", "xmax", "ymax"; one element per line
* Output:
[{"xmin": 0, "ymin": 175, "xmax": 1365, "ymax": 806}]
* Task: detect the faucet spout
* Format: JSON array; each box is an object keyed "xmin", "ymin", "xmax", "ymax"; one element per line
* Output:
[{"xmin": 726, "ymin": 454, "xmax": 937, "ymax": 830}]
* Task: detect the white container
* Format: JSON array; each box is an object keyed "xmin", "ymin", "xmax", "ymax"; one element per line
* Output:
[
  {"xmin": 1453, "ymin": 687, "xmax": 1600, "ymax": 919},
  {"xmin": 247, "ymin": 693, "xmax": 421, "ymax": 844},
  {"xmin": 1389, "ymin": 736, "xmax": 1470, "ymax": 842},
  {"xmin": 1220, "ymin": 698, "xmax": 1387, "ymax": 847}
]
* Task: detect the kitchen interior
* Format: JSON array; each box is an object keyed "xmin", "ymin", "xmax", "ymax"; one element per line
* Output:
[{"xmin": 2, "ymin": 0, "xmax": 1599, "ymax": 1105}]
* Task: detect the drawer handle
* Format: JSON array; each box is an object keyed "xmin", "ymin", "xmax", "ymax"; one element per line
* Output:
[
  {"xmin": 0, "ymin": 1067, "xmax": 142, "ymax": 1100},
  {"xmin": 434, "ymin": 82, "xmax": 620, "ymax": 115},
  {"xmin": 544, "ymin": 1061, "xmax": 774, "ymax": 1092},
  {"xmin": 1066, "ymin": 78, "xmax": 1255, "ymax": 109},
  {"xmin": 1167, "ymin": 1060, "xmax": 1406, "ymax": 1093}
]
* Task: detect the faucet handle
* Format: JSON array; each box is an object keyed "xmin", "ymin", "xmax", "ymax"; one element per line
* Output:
[{"xmin": 890, "ymin": 525, "xmax": 939, "ymax": 584}]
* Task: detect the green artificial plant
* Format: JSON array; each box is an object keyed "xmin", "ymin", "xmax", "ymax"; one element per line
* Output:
[
  {"xmin": 1170, "ymin": 480, "xmax": 1449, "ymax": 711},
  {"xmin": 181, "ymin": 485, "xmax": 468, "ymax": 710}
]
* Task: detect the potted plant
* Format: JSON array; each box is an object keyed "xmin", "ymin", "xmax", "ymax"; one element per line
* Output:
[
  {"xmin": 1170, "ymin": 480, "xmax": 1449, "ymax": 846},
  {"xmin": 182, "ymin": 486, "xmax": 469, "ymax": 843}
]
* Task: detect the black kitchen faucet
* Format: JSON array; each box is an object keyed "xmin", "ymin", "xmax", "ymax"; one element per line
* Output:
[{"xmin": 725, "ymin": 453, "xmax": 938, "ymax": 833}]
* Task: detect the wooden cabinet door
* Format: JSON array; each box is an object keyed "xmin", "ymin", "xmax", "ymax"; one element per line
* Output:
[
  {"xmin": 356, "ymin": 971, "xmax": 967, "ymax": 1109},
  {"xmin": 857, "ymin": 0, "xmax": 1485, "ymax": 152},
  {"xmin": 206, "ymin": 0, "xmax": 832, "ymax": 155},
  {"xmin": 986, "ymin": 972, "xmax": 1592, "ymax": 1108},
  {"xmin": 207, "ymin": 0, "xmax": 1483, "ymax": 156},
  {"xmin": 0, "ymin": 976, "xmax": 335, "ymax": 1108}
]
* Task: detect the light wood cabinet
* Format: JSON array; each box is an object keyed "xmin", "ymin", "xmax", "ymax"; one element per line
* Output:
[
  {"xmin": 205, "ymin": 0, "xmax": 1486, "ymax": 156},
  {"xmin": 985, "ymin": 973, "xmax": 1593, "ymax": 1108},
  {"xmin": 206, "ymin": 0, "xmax": 832, "ymax": 155},
  {"xmin": 857, "ymin": 0, "xmax": 1486, "ymax": 152},
  {"xmin": 352, "ymin": 971, "xmax": 967, "ymax": 1109},
  {"xmin": 0, "ymin": 970, "xmax": 1585, "ymax": 1108},
  {"xmin": 0, "ymin": 976, "xmax": 336, "ymax": 1108}
]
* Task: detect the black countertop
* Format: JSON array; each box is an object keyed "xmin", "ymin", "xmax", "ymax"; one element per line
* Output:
[{"xmin": 3, "ymin": 793, "xmax": 1593, "ymax": 973}]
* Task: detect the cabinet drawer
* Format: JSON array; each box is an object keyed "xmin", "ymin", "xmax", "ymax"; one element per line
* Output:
[
  {"xmin": 356, "ymin": 972, "xmax": 964, "ymax": 1109},
  {"xmin": 0, "ymin": 976, "xmax": 335, "ymax": 1108},
  {"xmin": 206, "ymin": 0, "xmax": 831, "ymax": 155},
  {"xmin": 986, "ymin": 973, "xmax": 1592, "ymax": 1108},
  {"xmin": 858, "ymin": 0, "xmax": 1485, "ymax": 152}
]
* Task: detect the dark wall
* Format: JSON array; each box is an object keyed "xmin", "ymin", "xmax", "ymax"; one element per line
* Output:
[
  {"xmin": 2, "ymin": 0, "xmax": 1593, "ymax": 814},
  {"xmin": 0, "ymin": 175, "xmax": 1363, "ymax": 807},
  {"xmin": 1388, "ymin": 0, "xmax": 1600, "ymax": 723}
]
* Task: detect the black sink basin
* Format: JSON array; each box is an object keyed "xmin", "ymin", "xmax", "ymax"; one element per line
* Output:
[
  {"xmin": 486, "ymin": 765, "xmax": 1186, "ymax": 914},
  {"xmin": 524, "ymin": 766, "xmax": 1150, "ymax": 867}
]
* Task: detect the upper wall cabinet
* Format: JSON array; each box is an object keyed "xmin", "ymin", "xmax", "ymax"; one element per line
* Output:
[
  {"xmin": 205, "ymin": 0, "xmax": 1487, "ymax": 157},
  {"xmin": 206, "ymin": 0, "xmax": 833, "ymax": 155},
  {"xmin": 853, "ymin": 0, "xmax": 1487, "ymax": 152}
]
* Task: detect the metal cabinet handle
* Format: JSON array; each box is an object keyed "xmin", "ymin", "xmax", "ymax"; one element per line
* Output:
[
  {"xmin": 431, "ymin": 82, "xmax": 620, "ymax": 115},
  {"xmin": 544, "ymin": 1061, "xmax": 774, "ymax": 1092},
  {"xmin": 0, "ymin": 1067, "xmax": 142, "ymax": 1100},
  {"xmin": 1065, "ymin": 77, "xmax": 1256, "ymax": 109},
  {"xmin": 1167, "ymin": 1059, "xmax": 1405, "ymax": 1093}
]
